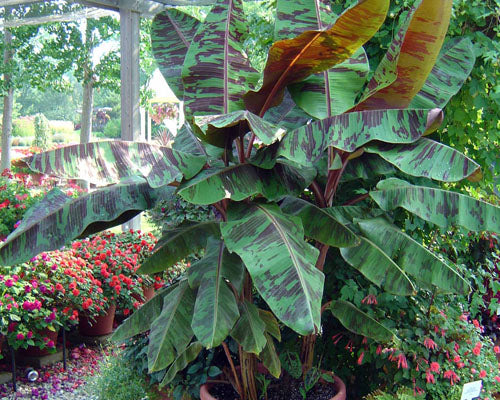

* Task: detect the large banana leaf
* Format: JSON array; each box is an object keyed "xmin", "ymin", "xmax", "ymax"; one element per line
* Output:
[
  {"xmin": 147, "ymin": 281, "xmax": 196, "ymax": 373},
  {"xmin": 194, "ymin": 110, "xmax": 286, "ymax": 148},
  {"xmin": 151, "ymin": 9, "xmax": 201, "ymax": 100},
  {"xmin": 160, "ymin": 342, "xmax": 203, "ymax": 387},
  {"xmin": 340, "ymin": 236, "xmax": 415, "ymax": 296},
  {"xmin": 356, "ymin": 218, "xmax": 469, "ymax": 294},
  {"xmin": 0, "ymin": 178, "xmax": 170, "ymax": 266},
  {"xmin": 20, "ymin": 141, "xmax": 205, "ymax": 188},
  {"xmin": 138, "ymin": 221, "xmax": 220, "ymax": 275},
  {"xmin": 258, "ymin": 309, "xmax": 281, "ymax": 342},
  {"xmin": 341, "ymin": 154, "xmax": 396, "ymax": 183},
  {"xmin": 356, "ymin": 0, "xmax": 452, "ymax": 110},
  {"xmin": 263, "ymin": 90, "xmax": 312, "ymax": 131},
  {"xmin": 230, "ymin": 301, "xmax": 267, "ymax": 354},
  {"xmin": 409, "ymin": 37, "xmax": 476, "ymax": 109},
  {"xmin": 330, "ymin": 300, "xmax": 396, "ymax": 342},
  {"xmin": 278, "ymin": 109, "xmax": 441, "ymax": 167},
  {"xmin": 244, "ymin": 0, "xmax": 389, "ymax": 115},
  {"xmin": 365, "ymin": 138, "xmax": 481, "ymax": 182},
  {"xmin": 188, "ymin": 238, "xmax": 242, "ymax": 348},
  {"xmin": 280, "ymin": 197, "xmax": 359, "ymax": 248},
  {"xmin": 181, "ymin": 0, "xmax": 260, "ymax": 117},
  {"xmin": 112, "ymin": 285, "xmax": 175, "ymax": 342},
  {"xmin": 370, "ymin": 178, "xmax": 500, "ymax": 233},
  {"xmin": 222, "ymin": 203, "xmax": 324, "ymax": 335},
  {"xmin": 259, "ymin": 333, "xmax": 281, "ymax": 378}
]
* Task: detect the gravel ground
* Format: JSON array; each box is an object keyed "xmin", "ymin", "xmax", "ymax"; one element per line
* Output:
[{"xmin": 0, "ymin": 345, "xmax": 105, "ymax": 400}]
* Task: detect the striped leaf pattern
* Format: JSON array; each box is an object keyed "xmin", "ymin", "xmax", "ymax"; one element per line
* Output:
[
  {"xmin": 278, "ymin": 109, "xmax": 441, "ymax": 167},
  {"xmin": 188, "ymin": 238, "xmax": 242, "ymax": 348},
  {"xmin": 356, "ymin": 0, "xmax": 452, "ymax": 110},
  {"xmin": 370, "ymin": 178, "xmax": 500, "ymax": 233},
  {"xmin": 357, "ymin": 218, "xmax": 469, "ymax": 294},
  {"xmin": 259, "ymin": 333, "xmax": 281, "ymax": 378},
  {"xmin": 147, "ymin": 281, "xmax": 195, "ymax": 372},
  {"xmin": 151, "ymin": 9, "xmax": 201, "ymax": 100},
  {"xmin": 263, "ymin": 90, "xmax": 312, "ymax": 131},
  {"xmin": 138, "ymin": 221, "xmax": 220, "ymax": 275},
  {"xmin": 161, "ymin": 342, "xmax": 203, "ymax": 387},
  {"xmin": 409, "ymin": 37, "xmax": 476, "ymax": 109},
  {"xmin": 244, "ymin": 0, "xmax": 389, "ymax": 115},
  {"xmin": 222, "ymin": 203, "xmax": 324, "ymax": 335},
  {"xmin": 230, "ymin": 300, "xmax": 267, "ymax": 354},
  {"xmin": 365, "ymin": 138, "xmax": 481, "ymax": 182},
  {"xmin": 21, "ymin": 141, "xmax": 206, "ymax": 188},
  {"xmin": 0, "ymin": 178, "xmax": 169, "ymax": 266},
  {"xmin": 341, "ymin": 154, "xmax": 396, "ymax": 183},
  {"xmin": 181, "ymin": 0, "xmax": 260, "ymax": 117}
]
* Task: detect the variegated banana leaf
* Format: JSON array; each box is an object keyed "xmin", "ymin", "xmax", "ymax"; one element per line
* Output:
[
  {"xmin": 172, "ymin": 124, "xmax": 206, "ymax": 156},
  {"xmin": 370, "ymin": 178, "xmax": 500, "ymax": 233},
  {"xmin": 160, "ymin": 342, "xmax": 203, "ymax": 387},
  {"xmin": 20, "ymin": 141, "xmax": 206, "ymax": 188},
  {"xmin": 356, "ymin": 218, "xmax": 469, "ymax": 294},
  {"xmin": 147, "ymin": 281, "xmax": 196, "ymax": 372},
  {"xmin": 181, "ymin": 0, "xmax": 260, "ymax": 117},
  {"xmin": 330, "ymin": 300, "xmax": 396, "ymax": 342},
  {"xmin": 365, "ymin": 138, "xmax": 481, "ymax": 182},
  {"xmin": 356, "ymin": 0, "xmax": 452, "ymax": 110},
  {"xmin": 341, "ymin": 154, "xmax": 396, "ymax": 183},
  {"xmin": 280, "ymin": 196, "xmax": 359, "ymax": 248},
  {"xmin": 112, "ymin": 285, "xmax": 175, "ymax": 342},
  {"xmin": 259, "ymin": 333, "xmax": 281, "ymax": 378},
  {"xmin": 262, "ymin": 90, "xmax": 312, "ymax": 131},
  {"xmin": 278, "ymin": 109, "xmax": 442, "ymax": 167},
  {"xmin": 221, "ymin": 203, "xmax": 324, "ymax": 335},
  {"xmin": 258, "ymin": 309, "xmax": 281, "ymax": 342},
  {"xmin": 289, "ymin": 48, "xmax": 370, "ymax": 119},
  {"xmin": 340, "ymin": 236, "xmax": 415, "ymax": 296},
  {"xmin": 409, "ymin": 37, "xmax": 476, "ymax": 109},
  {"xmin": 326, "ymin": 205, "xmax": 384, "ymax": 226},
  {"xmin": 244, "ymin": 0, "xmax": 389, "ymax": 115},
  {"xmin": 154, "ymin": 0, "xmax": 222, "ymax": 5},
  {"xmin": 230, "ymin": 300, "xmax": 267, "ymax": 354},
  {"xmin": 138, "ymin": 221, "xmax": 220, "ymax": 275},
  {"xmin": 188, "ymin": 238, "xmax": 243, "ymax": 348},
  {"xmin": 194, "ymin": 110, "xmax": 286, "ymax": 148},
  {"xmin": 151, "ymin": 9, "xmax": 201, "ymax": 100},
  {"xmin": 0, "ymin": 178, "xmax": 171, "ymax": 266}
]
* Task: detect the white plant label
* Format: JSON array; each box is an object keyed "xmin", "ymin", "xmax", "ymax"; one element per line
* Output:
[{"xmin": 460, "ymin": 380, "xmax": 482, "ymax": 400}]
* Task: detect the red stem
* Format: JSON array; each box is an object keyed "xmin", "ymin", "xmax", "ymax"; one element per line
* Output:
[
  {"xmin": 222, "ymin": 341, "xmax": 243, "ymax": 397},
  {"xmin": 343, "ymin": 193, "xmax": 369, "ymax": 206},
  {"xmin": 309, "ymin": 181, "xmax": 326, "ymax": 208}
]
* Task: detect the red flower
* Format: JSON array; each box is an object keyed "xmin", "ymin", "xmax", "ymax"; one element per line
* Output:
[
  {"xmin": 72, "ymin": 288, "xmax": 80, "ymax": 297},
  {"xmin": 430, "ymin": 362, "xmax": 440, "ymax": 373},
  {"xmin": 479, "ymin": 370, "xmax": 487, "ymax": 378},
  {"xmin": 425, "ymin": 370, "xmax": 435, "ymax": 384},
  {"xmin": 424, "ymin": 337, "xmax": 437, "ymax": 350},
  {"xmin": 357, "ymin": 351, "xmax": 364, "ymax": 365},
  {"xmin": 0, "ymin": 199, "xmax": 10, "ymax": 209},
  {"xmin": 444, "ymin": 370, "xmax": 460, "ymax": 385}
]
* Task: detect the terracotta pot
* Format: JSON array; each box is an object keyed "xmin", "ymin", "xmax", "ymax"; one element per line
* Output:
[
  {"xmin": 200, "ymin": 371, "xmax": 346, "ymax": 400},
  {"xmin": 17, "ymin": 328, "xmax": 59, "ymax": 357},
  {"xmin": 132, "ymin": 285, "xmax": 156, "ymax": 302},
  {"xmin": 78, "ymin": 303, "xmax": 116, "ymax": 336}
]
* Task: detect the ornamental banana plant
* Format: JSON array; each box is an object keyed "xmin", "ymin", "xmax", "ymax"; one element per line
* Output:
[{"xmin": 0, "ymin": 0, "xmax": 497, "ymax": 399}]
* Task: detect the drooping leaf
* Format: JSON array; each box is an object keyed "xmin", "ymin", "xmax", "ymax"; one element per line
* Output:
[
  {"xmin": 340, "ymin": 236, "xmax": 415, "ymax": 296},
  {"xmin": 151, "ymin": 9, "xmax": 201, "ymax": 100},
  {"xmin": 222, "ymin": 203, "xmax": 324, "ymax": 335},
  {"xmin": 409, "ymin": 37, "xmax": 476, "ymax": 109},
  {"xmin": 370, "ymin": 178, "xmax": 500, "ymax": 234},
  {"xmin": 244, "ymin": 0, "xmax": 389, "ymax": 115},
  {"xmin": 365, "ymin": 138, "xmax": 481, "ymax": 182},
  {"xmin": 138, "ymin": 221, "xmax": 220, "ymax": 275},
  {"xmin": 341, "ymin": 154, "xmax": 396, "ymax": 182},
  {"xmin": 327, "ymin": 206, "xmax": 384, "ymax": 226},
  {"xmin": 330, "ymin": 300, "xmax": 396, "ymax": 342},
  {"xmin": 356, "ymin": 0, "xmax": 453, "ymax": 110},
  {"xmin": 356, "ymin": 218, "xmax": 469, "ymax": 294},
  {"xmin": 263, "ymin": 90, "xmax": 312, "ymax": 131},
  {"xmin": 280, "ymin": 197, "xmax": 359, "ymax": 248},
  {"xmin": 230, "ymin": 300, "xmax": 267, "ymax": 354},
  {"xmin": 20, "ymin": 140, "xmax": 206, "ymax": 187},
  {"xmin": 248, "ymin": 142, "xmax": 280, "ymax": 170},
  {"xmin": 189, "ymin": 238, "xmax": 242, "ymax": 348},
  {"xmin": 172, "ymin": 124, "xmax": 206, "ymax": 156},
  {"xmin": 112, "ymin": 285, "xmax": 176, "ymax": 342},
  {"xmin": 0, "ymin": 178, "xmax": 170, "ymax": 266},
  {"xmin": 147, "ymin": 281, "xmax": 196, "ymax": 372},
  {"xmin": 278, "ymin": 109, "xmax": 442, "ymax": 167},
  {"xmin": 181, "ymin": 0, "xmax": 260, "ymax": 117},
  {"xmin": 258, "ymin": 309, "xmax": 281, "ymax": 342},
  {"xmin": 194, "ymin": 110, "xmax": 286, "ymax": 148},
  {"xmin": 289, "ymin": 48, "xmax": 370, "ymax": 119},
  {"xmin": 160, "ymin": 342, "xmax": 203, "ymax": 387},
  {"xmin": 259, "ymin": 333, "xmax": 281, "ymax": 378}
]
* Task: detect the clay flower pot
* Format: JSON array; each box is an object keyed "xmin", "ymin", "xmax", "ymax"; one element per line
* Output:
[{"xmin": 78, "ymin": 303, "xmax": 116, "ymax": 336}]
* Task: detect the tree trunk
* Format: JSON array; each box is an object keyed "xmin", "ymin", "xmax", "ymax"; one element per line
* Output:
[{"xmin": 1, "ymin": 27, "xmax": 13, "ymax": 172}]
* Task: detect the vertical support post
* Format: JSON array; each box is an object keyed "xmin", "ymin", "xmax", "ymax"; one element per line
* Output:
[
  {"xmin": 120, "ymin": 7, "xmax": 141, "ymax": 231},
  {"xmin": 10, "ymin": 347, "xmax": 16, "ymax": 392},
  {"xmin": 1, "ymin": 8, "xmax": 14, "ymax": 173}
]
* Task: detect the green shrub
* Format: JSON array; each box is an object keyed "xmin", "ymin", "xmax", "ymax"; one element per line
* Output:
[
  {"xmin": 12, "ymin": 117, "xmax": 35, "ymax": 137},
  {"xmin": 48, "ymin": 120, "xmax": 74, "ymax": 136},
  {"xmin": 102, "ymin": 118, "xmax": 121, "ymax": 138},
  {"xmin": 33, "ymin": 113, "xmax": 52, "ymax": 150}
]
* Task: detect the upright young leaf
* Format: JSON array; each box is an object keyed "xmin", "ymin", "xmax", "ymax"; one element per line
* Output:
[
  {"xmin": 222, "ymin": 203, "xmax": 324, "ymax": 335},
  {"xmin": 181, "ymin": 0, "xmax": 260, "ymax": 116},
  {"xmin": 189, "ymin": 238, "xmax": 242, "ymax": 348},
  {"xmin": 147, "ymin": 281, "xmax": 196, "ymax": 372},
  {"xmin": 151, "ymin": 9, "xmax": 201, "ymax": 100},
  {"xmin": 230, "ymin": 301, "xmax": 267, "ymax": 354},
  {"xmin": 370, "ymin": 178, "xmax": 500, "ymax": 234},
  {"xmin": 356, "ymin": 0, "xmax": 453, "ymax": 110},
  {"xmin": 244, "ymin": 0, "xmax": 389, "ymax": 115}
]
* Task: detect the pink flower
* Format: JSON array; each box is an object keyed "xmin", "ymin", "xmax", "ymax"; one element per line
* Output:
[
  {"xmin": 5, "ymin": 278, "xmax": 13, "ymax": 287},
  {"xmin": 357, "ymin": 351, "xmax": 365, "ymax": 365},
  {"xmin": 479, "ymin": 370, "xmax": 487, "ymax": 378},
  {"xmin": 426, "ymin": 370, "xmax": 435, "ymax": 384},
  {"xmin": 397, "ymin": 353, "xmax": 408, "ymax": 369},
  {"xmin": 16, "ymin": 333, "xmax": 24, "ymax": 340},
  {"xmin": 47, "ymin": 340, "xmax": 55, "ymax": 348},
  {"xmin": 444, "ymin": 370, "xmax": 460, "ymax": 385},
  {"xmin": 26, "ymin": 331, "xmax": 33, "ymax": 339},
  {"xmin": 430, "ymin": 362, "xmax": 440, "ymax": 373},
  {"xmin": 472, "ymin": 319, "xmax": 480, "ymax": 328},
  {"xmin": 494, "ymin": 346, "xmax": 500, "ymax": 354},
  {"xmin": 361, "ymin": 294, "xmax": 377, "ymax": 305},
  {"xmin": 473, "ymin": 346, "xmax": 481, "ymax": 356},
  {"xmin": 494, "ymin": 376, "xmax": 500, "ymax": 383},
  {"xmin": 424, "ymin": 337, "xmax": 438, "ymax": 350}
]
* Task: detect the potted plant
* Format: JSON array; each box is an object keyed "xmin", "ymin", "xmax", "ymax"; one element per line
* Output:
[{"xmin": 0, "ymin": 0, "xmax": 498, "ymax": 398}]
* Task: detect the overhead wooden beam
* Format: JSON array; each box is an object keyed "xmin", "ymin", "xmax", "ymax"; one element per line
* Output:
[
  {"xmin": 76, "ymin": 0, "xmax": 166, "ymax": 16},
  {"xmin": 1, "ymin": 0, "xmax": 40, "ymax": 6}
]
